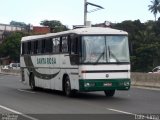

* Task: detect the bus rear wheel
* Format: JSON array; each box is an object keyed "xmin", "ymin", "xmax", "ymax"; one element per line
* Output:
[
  {"xmin": 104, "ymin": 90, "xmax": 115, "ymax": 97},
  {"xmin": 29, "ymin": 73, "xmax": 36, "ymax": 91},
  {"xmin": 64, "ymin": 76, "xmax": 75, "ymax": 97}
]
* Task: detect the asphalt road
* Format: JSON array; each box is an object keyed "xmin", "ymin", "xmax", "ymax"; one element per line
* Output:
[{"xmin": 0, "ymin": 74, "xmax": 160, "ymax": 120}]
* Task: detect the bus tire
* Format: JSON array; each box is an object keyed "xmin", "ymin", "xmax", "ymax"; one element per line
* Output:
[
  {"xmin": 104, "ymin": 90, "xmax": 115, "ymax": 97},
  {"xmin": 29, "ymin": 73, "xmax": 36, "ymax": 91},
  {"xmin": 64, "ymin": 76, "xmax": 75, "ymax": 97}
]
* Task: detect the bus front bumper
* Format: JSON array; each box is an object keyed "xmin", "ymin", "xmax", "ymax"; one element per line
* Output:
[{"xmin": 79, "ymin": 79, "xmax": 131, "ymax": 92}]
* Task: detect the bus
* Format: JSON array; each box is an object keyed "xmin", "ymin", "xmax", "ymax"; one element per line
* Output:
[{"xmin": 20, "ymin": 27, "xmax": 131, "ymax": 97}]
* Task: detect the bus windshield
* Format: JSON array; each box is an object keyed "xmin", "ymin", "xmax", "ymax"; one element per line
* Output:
[{"xmin": 81, "ymin": 35, "xmax": 130, "ymax": 64}]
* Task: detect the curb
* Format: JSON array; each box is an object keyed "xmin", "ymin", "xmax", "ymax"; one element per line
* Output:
[{"xmin": 0, "ymin": 72, "xmax": 20, "ymax": 76}]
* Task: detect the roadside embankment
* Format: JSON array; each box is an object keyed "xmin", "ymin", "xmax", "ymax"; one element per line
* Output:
[
  {"xmin": 131, "ymin": 72, "xmax": 160, "ymax": 88},
  {"xmin": 0, "ymin": 68, "xmax": 20, "ymax": 76}
]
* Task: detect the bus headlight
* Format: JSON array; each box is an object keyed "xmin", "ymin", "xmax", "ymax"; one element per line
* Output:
[
  {"xmin": 124, "ymin": 81, "xmax": 130, "ymax": 86},
  {"xmin": 84, "ymin": 83, "xmax": 95, "ymax": 87},
  {"xmin": 119, "ymin": 81, "xmax": 130, "ymax": 86}
]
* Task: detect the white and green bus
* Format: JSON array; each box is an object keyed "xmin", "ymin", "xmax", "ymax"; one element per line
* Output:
[{"xmin": 20, "ymin": 27, "xmax": 131, "ymax": 97}]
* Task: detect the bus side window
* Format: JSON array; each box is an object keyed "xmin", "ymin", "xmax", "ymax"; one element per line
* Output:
[
  {"xmin": 49, "ymin": 38, "xmax": 53, "ymax": 53},
  {"xmin": 38, "ymin": 40, "xmax": 42, "ymax": 54},
  {"xmin": 52, "ymin": 37, "xmax": 60, "ymax": 53},
  {"xmin": 56, "ymin": 37, "xmax": 60, "ymax": 53},
  {"xmin": 42, "ymin": 39, "xmax": 46, "ymax": 53},
  {"xmin": 34, "ymin": 40, "xmax": 38, "ymax": 54},
  {"xmin": 24, "ymin": 42, "xmax": 28, "ymax": 54},
  {"xmin": 31, "ymin": 41, "xmax": 34, "ymax": 54},
  {"xmin": 22, "ymin": 43, "xmax": 25, "ymax": 55},
  {"xmin": 27, "ymin": 41, "xmax": 31, "ymax": 54},
  {"xmin": 45, "ymin": 38, "xmax": 53, "ymax": 53},
  {"xmin": 61, "ymin": 36, "xmax": 68, "ymax": 53},
  {"xmin": 52, "ymin": 38, "xmax": 56, "ymax": 53},
  {"xmin": 71, "ymin": 37, "xmax": 78, "ymax": 55}
]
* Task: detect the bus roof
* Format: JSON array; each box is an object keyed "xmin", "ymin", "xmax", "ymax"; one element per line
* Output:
[{"xmin": 21, "ymin": 27, "xmax": 128, "ymax": 42}]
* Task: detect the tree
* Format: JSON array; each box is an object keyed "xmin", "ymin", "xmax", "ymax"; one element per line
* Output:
[
  {"xmin": 40, "ymin": 20, "xmax": 69, "ymax": 33},
  {"xmin": 148, "ymin": 0, "xmax": 160, "ymax": 21},
  {"xmin": 0, "ymin": 32, "xmax": 26, "ymax": 62},
  {"xmin": 10, "ymin": 21, "xmax": 27, "ymax": 28}
]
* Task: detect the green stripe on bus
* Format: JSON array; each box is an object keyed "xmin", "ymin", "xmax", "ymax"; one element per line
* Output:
[{"xmin": 79, "ymin": 79, "xmax": 131, "ymax": 91}]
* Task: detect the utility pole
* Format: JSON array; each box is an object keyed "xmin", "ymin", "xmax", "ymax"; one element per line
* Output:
[
  {"xmin": 84, "ymin": 0, "xmax": 104, "ymax": 26},
  {"xmin": 84, "ymin": 0, "xmax": 87, "ymax": 26}
]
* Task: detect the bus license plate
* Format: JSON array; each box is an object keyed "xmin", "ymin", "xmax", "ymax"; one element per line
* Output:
[{"xmin": 104, "ymin": 83, "xmax": 112, "ymax": 87}]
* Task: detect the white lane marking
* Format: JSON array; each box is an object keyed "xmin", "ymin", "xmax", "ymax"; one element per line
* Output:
[
  {"xmin": 107, "ymin": 108, "xmax": 136, "ymax": 115},
  {"xmin": 17, "ymin": 89, "xmax": 36, "ymax": 94},
  {"xmin": 0, "ymin": 105, "xmax": 38, "ymax": 120}
]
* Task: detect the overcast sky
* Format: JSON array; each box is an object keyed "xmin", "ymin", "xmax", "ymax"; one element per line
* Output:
[{"xmin": 0, "ymin": 0, "xmax": 156, "ymax": 28}]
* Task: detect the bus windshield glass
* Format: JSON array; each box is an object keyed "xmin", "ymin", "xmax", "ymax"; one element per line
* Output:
[{"xmin": 81, "ymin": 35, "xmax": 130, "ymax": 64}]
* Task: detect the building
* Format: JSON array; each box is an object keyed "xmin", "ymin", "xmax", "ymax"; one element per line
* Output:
[
  {"xmin": 0, "ymin": 23, "xmax": 25, "ymax": 44},
  {"xmin": 32, "ymin": 26, "xmax": 50, "ymax": 35},
  {"xmin": 0, "ymin": 23, "xmax": 51, "ymax": 44}
]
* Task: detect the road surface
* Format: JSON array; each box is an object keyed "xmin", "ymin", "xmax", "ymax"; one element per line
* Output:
[{"xmin": 0, "ymin": 74, "xmax": 160, "ymax": 120}]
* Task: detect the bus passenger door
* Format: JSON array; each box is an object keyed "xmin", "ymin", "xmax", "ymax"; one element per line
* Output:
[
  {"xmin": 69, "ymin": 35, "xmax": 80, "ymax": 90},
  {"xmin": 50, "ymin": 37, "xmax": 61, "ymax": 90}
]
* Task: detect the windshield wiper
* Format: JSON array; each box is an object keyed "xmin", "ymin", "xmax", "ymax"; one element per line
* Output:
[
  {"xmin": 108, "ymin": 46, "xmax": 120, "ymax": 62},
  {"xmin": 95, "ymin": 52, "xmax": 105, "ymax": 63}
]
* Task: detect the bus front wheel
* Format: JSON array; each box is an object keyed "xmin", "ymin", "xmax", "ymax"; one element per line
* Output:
[
  {"xmin": 64, "ymin": 76, "xmax": 75, "ymax": 97},
  {"xmin": 104, "ymin": 90, "xmax": 115, "ymax": 97}
]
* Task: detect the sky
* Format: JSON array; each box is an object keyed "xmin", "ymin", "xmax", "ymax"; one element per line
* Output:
[{"xmin": 0, "ymin": 0, "xmax": 157, "ymax": 28}]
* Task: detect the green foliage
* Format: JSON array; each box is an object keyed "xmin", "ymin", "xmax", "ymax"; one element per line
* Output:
[
  {"xmin": 0, "ymin": 32, "xmax": 26, "ymax": 62},
  {"xmin": 40, "ymin": 20, "xmax": 69, "ymax": 32},
  {"xmin": 148, "ymin": 0, "xmax": 160, "ymax": 21},
  {"xmin": 113, "ymin": 19, "xmax": 160, "ymax": 72},
  {"xmin": 10, "ymin": 21, "xmax": 27, "ymax": 28}
]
